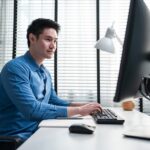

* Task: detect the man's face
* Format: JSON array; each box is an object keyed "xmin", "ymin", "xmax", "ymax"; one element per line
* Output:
[{"xmin": 30, "ymin": 28, "xmax": 58, "ymax": 60}]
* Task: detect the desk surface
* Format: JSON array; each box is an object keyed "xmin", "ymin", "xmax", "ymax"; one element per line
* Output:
[{"xmin": 18, "ymin": 108, "xmax": 150, "ymax": 150}]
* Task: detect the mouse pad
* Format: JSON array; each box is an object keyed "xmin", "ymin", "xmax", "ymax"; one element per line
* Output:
[{"xmin": 123, "ymin": 125, "xmax": 150, "ymax": 140}]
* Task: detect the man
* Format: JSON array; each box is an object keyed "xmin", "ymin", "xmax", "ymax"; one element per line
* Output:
[{"xmin": 0, "ymin": 18, "xmax": 101, "ymax": 141}]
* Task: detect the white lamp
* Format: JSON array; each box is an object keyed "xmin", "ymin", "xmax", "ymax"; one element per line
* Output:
[{"xmin": 95, "ymin": 24, "xmax": 123, "ymax": 53}]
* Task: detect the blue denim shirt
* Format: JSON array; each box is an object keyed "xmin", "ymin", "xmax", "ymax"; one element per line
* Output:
[{"xmin": 0, "ymin": 51, "xmax": 70, "ymax": 140}]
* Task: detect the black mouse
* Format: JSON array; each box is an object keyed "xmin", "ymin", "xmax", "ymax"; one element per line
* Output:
[{"xmin": 69, "ymin": 124, "xmax": 95, "ymax": 134}]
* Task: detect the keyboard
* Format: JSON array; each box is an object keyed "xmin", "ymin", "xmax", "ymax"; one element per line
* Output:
[{"xmin": 91, "ymin": 108, "xmax": 125, "ymax": 124}]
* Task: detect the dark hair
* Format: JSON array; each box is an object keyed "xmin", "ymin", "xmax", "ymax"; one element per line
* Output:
[{"xmin": 26, "ymin": 18, "xmax": 60, "ymax": 47}]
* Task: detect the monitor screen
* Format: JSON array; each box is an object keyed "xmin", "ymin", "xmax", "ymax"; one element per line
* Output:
[{"xmin": 114, "ymin": 0, "xmax": 150, "ymax": 102}]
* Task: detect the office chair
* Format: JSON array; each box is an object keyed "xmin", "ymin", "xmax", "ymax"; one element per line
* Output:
[{"xmin": 0, "ymin": 135, "xmax": 23, "ymax": 150}]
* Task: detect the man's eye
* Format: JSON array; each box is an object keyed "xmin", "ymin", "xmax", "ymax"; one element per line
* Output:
[{"xmin": 46, "ymin": 39, "xmax": 57, "ymax": 43}]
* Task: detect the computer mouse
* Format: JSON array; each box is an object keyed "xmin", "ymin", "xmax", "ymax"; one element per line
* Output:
[{"xmin": 69, "ymin": 124, "xmax": 95, "ymax": 134}]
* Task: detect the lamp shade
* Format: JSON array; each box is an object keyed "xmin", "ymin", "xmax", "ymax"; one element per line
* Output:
[{"xmin": 95, "ymin": 37, "xmax": 115, "ymax": 54}]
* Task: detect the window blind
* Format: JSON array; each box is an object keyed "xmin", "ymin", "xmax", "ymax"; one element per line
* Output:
[
  {"xmin": 57, "ymin": 0, "xmax": 97, "ymax": 102},
  {"xmin": 0, "ymin": 0, "xmax": 14, "ymax": 70}
]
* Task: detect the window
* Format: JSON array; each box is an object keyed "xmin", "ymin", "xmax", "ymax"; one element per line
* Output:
[
  {"xmin": 0, "ymin": 0, "xmax": 14, "ymax": 69},
  {"xmin": 1, "ymin": 0, "xmax": 146, "ymax": 109},
  {"xmin": 57, "ymin": 0, "xmax": 97, "ymax": 102}
]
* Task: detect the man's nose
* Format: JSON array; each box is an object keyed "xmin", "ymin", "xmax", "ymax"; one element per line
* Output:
[{"xmin": 50, "ymin": 41, "xmax": 56, "ymax": 48}]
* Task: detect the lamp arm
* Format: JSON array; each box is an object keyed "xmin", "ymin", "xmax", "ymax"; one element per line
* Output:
[{"xmin": 114, "ymin": 31, "xmax": 123, "ymax": 46}]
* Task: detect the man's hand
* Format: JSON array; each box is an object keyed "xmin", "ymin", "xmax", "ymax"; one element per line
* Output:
[
  {"xmin": 67, "ymin": 102, "xmax": 102, "ymax": 117},
  {"xmin": 78, "ymin": 103, "xmax": 102, "ymax": 116}
]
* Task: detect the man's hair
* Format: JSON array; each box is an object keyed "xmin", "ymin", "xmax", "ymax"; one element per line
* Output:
[{"xmin": 26, "ymin": 18, "xmax": 60, "ymax": 47}]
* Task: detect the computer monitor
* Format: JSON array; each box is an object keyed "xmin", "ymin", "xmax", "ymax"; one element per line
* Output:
[{"xmin": 114, "ymin": 0, "xmax": 150, "ymax": 102}]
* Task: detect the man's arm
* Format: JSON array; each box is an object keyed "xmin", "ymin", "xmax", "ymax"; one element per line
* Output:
[
  {"xmin": 49, "ymin": 90, "xmax": 102, "ymax": 116},
  {"xmin": 1, "ymin": 62, "xmax": 68, "ymax": 121}
]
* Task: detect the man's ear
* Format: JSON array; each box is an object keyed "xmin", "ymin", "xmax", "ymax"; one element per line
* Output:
[{"xmin": 29, "ymin": 33, "xmax": 36, "ymax": 44}]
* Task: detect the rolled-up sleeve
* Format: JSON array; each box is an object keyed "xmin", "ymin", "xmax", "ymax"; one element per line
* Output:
[{"xmin": 1, "ymin": 62, "xmax": 68, "ymax": 121}]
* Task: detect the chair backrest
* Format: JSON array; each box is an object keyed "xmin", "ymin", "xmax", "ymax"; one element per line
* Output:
[{"xmin": 0, "ymin": 136, "xmax": 23, "ymax": 150}]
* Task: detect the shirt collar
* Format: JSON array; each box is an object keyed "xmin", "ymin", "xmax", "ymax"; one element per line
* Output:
[{"xmin": 24, "ymin": 51, "xmax": 41, "ymax": 71}]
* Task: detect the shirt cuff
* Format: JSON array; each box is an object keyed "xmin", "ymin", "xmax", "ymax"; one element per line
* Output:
[
  {"xmin": 55, "ymin": 105, "xmax": 68, "ymax": 117},
  {"xmin": 64, "ymin": 101, "xmax": 71, "ymax": 106}
]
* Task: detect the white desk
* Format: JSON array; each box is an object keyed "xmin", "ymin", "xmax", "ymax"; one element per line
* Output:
[{"xmin": 18, "ymin": 108, "xmax": 150, "ymax": 150}]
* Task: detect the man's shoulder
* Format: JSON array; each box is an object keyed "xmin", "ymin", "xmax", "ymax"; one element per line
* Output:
[
  {"xmin": 7, "ymin": 55, "xmax": 27, "ymax": 67},
  {"xmin": 2, "ymin": 55, "xmax": 30, "ymax": 74}
]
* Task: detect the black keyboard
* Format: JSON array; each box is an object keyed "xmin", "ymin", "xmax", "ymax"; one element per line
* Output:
[{"xmin": 91, "ymin": 108, "xmax": 124, "ymax": 124}]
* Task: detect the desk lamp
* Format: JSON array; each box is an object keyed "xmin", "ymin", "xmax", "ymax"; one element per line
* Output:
[
  {"xmin": 94, "ymin": 24, "xmax": 123, "ymax": 104},
  {"xmin": 95, "ymin": 24, "xmax": 123, "ymax": 53}
]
